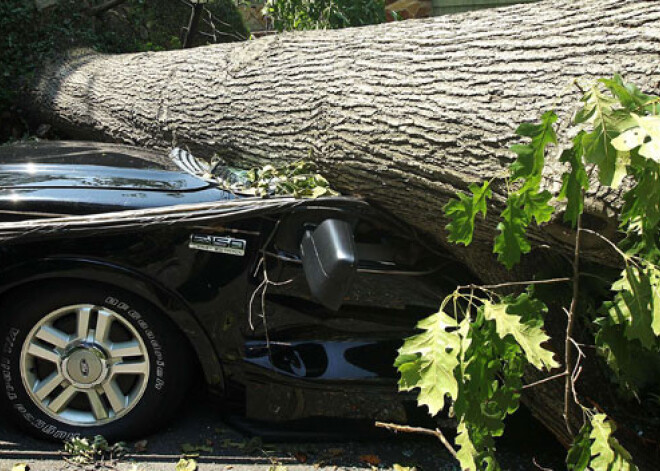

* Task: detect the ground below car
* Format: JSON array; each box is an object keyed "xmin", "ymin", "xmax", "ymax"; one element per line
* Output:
[{"xmin": 0, "ymin": 388, "xmax": 566, "ymax": 470}]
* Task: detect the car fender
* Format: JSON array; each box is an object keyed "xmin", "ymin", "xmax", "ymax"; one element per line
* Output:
[{"xmin": 0, "ymin": 256, "xmax": 224, "ymax": 387}]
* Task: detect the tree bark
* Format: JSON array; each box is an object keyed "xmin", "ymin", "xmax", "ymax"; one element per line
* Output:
[{"xmin": 24, "ymin": 0, "xmax": 660, "ymax": 467}]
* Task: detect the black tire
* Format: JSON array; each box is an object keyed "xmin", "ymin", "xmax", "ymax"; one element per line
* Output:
[{"xmin": 0, "ymin": 281, "xmax": 191, "ymax": 441}]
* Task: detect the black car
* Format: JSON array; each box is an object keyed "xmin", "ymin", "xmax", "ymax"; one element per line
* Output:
[{"xmin": 0, "ymin": 141, "xmax": 467, "ymax": 441}]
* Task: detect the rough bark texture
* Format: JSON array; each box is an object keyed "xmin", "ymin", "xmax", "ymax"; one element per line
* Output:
[{"xmin": 25, "ymin": 0, "xmax": 660, "ymax": 466}]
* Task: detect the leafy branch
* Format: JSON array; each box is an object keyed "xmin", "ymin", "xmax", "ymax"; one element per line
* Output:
[{"xmin": 392, "ymin": 75, "xmax": 660, "ymax": 470}]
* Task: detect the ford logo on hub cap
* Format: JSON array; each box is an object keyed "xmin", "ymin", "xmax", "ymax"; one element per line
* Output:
[{"xmin": 80, "ymin": 358, "xmax": 90, "ymax": 377}]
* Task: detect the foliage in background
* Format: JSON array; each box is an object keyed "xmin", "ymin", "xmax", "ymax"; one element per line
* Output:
[
  {"xmin": 263, "ymin": 0, "xmax": 385, "ymax": 31},
  {"xmin": 396, "ymin": 75, "xmax": 660, "ymax": 470},
  {"xmin": 0, "ymin": 0, "xmax": 247, "ymax": 142},
  {"xmin": 121, "ymin": 0, "xmax": 249, "ymax": 52},
  {"xmin": 0, "ymin": 0, "xmax": 99, "ymax": 120}
]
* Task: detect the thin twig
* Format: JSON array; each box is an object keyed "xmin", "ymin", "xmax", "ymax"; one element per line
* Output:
[
  {"xmin": 570, "ymin": 338, "xmax": 586, "ymax": 410},
  {"xmin": 458, "ymin": 277, "xmax": 570, "ymax": 291},
  {"xmin": 522, "ymin": 371, "xmax": 568, "ymax": 390},
  {"xmin": 375, "ymin": 422, "xmax": 458, "ymax": 460},
  {"xmin": 563, "ymin": 193, "xmax": 584, "ymax": 437},
  {"xmin": 533, "ymin": 457, "xmax": 554, "ymax": 471},
  {"xmin": 580, "ymin": 228, "xmax": 631, "ymax": 265},
  {"xmin": 248, "ymin": 276, "xmax": 267, "ymax": 331}
]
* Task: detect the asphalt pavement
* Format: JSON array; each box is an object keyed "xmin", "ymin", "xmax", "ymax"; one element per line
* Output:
[{"xmin": 0, "ymin": 388, "xmax": 566, "ymax": 471}]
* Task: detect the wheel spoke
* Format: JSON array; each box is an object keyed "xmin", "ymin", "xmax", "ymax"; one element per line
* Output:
[
  {"xmin": 102, "ymin": 380, "xmax": 126, "ymax": 414},
  {"xmin": 110, "ymin": 340, "xmax": 143, "ymax": 359},
  {"xmin": 35, "ymin": 325, "xmax": 69, "ymax": 349},
  {"xmin": 112, "ymin": 361, "xmax": 148, "ymax": 376},
  {"xmin": 21, "ymin": 303, "xmax": 150, "ymax": 426},
  {"xmin": 94, "ymin": 310, "xmax": 113, "ymax": 345},
  {"xmin": 48, "ymin": 385, "xmax": 77, "ymax": 413},
  {"xmin": 26, "ymin": 342, "xmax": 60, "ymax": 364},
  {"xmin": 33, "ymin": 372, "xmax": 64, "ymax": 401},
  {"xmin": 87, "ymin": 390, "xmax": 109, "ymax": 420},
  {"xmin": 76, "ymin": 306, "xmax": 92, "ymax": 340}
]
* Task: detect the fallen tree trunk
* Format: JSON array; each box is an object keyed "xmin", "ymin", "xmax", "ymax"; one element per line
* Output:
[{"xmin": 24, "ymin": 0, "xmax": 660, "ymax": 466}]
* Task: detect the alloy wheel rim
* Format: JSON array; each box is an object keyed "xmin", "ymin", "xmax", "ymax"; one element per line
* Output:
[{"xmin": 20, "ymin": 304, "xmax": 150, "ymax": 427}]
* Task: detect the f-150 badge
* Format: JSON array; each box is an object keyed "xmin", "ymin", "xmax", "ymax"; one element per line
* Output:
[{"xmin": 189, "ymin": 234, "xmax": 247, "ymax": 256}]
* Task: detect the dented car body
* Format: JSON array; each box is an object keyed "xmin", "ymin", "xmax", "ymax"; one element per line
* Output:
[{"xmin": 0, "ymin": 141, "xmax": 467, "ymax": 440}]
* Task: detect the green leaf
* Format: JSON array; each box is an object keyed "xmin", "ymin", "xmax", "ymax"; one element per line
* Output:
[
  {"xmin": 395, "ymin": 307, "xmax": 461, "ymax": 416},
  {"xmin": 444, "ymin": 182, "xmax": 492, "ymax": 246},
  {"xmin": 578, "ymin": 86, "xmax": 633, "ymax": 188},
  {"xmin": 494, "ymin": 111, "xmax": 558, "ymax": 269},
  {"xmin": 521, "ymin": 189, "xmax": 554, "ymax": 225},
  {"xmin": 483, "ymin": 296, "xmax": 559, "ymax": 371},
  {"xmin": 589, "ymin": 414, "xmax": 638, "ymax": 471},
  {"xmin": 510, "ymin": 110, "xmax": 557, "ymax": 190},
  {"xmin": 566, "ymin": 423, "xmax": 592, "ymax": 471},
  {"xmin": 620, "ymin": 159, "xmax": 660, "ymax": 255},
  {"xmin": 559, "ymin": 132, "xmax": 589, "ymax": 227},
  {"xmin": 455, "ymin": 420, "xmax": 479, "ymax": 471},
  {"xmin": 595, "ymin": 320, "xmax": 660, "ymax": 394},
  {"xmin": 494, "ymin": 194, "xmax": 531, "ymax": 269},
  {"xmin": 582, "ymin": 126, "xmax": 624, "ymax": 188},
  {"xmin": 600, "ymin": 74, "xmax": 657, "ymax": 112},
  {"xmin": 605, "ymin": 263, "xmax": 660, "ymax": 349}
]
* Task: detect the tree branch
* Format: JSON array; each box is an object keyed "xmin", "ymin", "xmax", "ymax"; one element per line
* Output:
[
  {"xmin": 183, "ymin": 3, "xmax": 204, "ymax": 48},
  {"xmin": 563, "ymin": 194, "xmax": 584, "ymax": 437},
  {"xmin": 522, "ymin": 371, "xmax": 568, "ymax": 390},
  {"xmin": 88, "ymin": 0, "xmax": 129, "ymax": 16},
  {"xmin": 375, "ymin": 422, "xmax": 458, "ymax": 459},
  {"xmin": 458, "ymin": 277, "xmax": 571, "ymax": 292}
]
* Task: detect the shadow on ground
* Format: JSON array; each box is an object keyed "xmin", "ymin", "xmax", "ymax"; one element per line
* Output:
[{"xmin": 0, "ymin": 387, "xmax": 566, "ymax": 470}]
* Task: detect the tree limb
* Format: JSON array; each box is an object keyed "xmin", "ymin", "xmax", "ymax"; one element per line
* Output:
[
  {"xmin": 88, "ymin": 0, "xmax": 129, "ymax": 16},
  {"xmin": 375, "ymin": 421, "xmax": 458, "ymax": 459}
]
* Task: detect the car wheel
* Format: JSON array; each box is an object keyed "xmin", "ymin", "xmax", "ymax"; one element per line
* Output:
[{"xmin": 0, "ymin": 282, "xmax": 191, "ymax": 441}]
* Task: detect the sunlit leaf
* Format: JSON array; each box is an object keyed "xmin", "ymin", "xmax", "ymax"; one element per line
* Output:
[
  {"xmin": 589, "ymin": 414, "xmax": 638, "ymax": 471},
  {"xmin": 395, "ymin": 307, "xmax": 461, "ymax": 416},
  {"xmin": 455, "ymin": 421, "xmax": 479, "ymax": 471},
  {"xmin": 483, "ymin": 296, "xmax": 558, "ymax": 371},
  {"xmin": 611, "ymin": 126, "xmax": 645, "ymax": 152},
  {"xmin": 578, "ymin": 86, "xmax": 632, "ymax": 187}
]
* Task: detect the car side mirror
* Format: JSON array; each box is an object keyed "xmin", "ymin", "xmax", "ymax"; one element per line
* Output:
[{"xmin": 300, "ymin": 218, "xmax": 357, "ymax": 311}]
